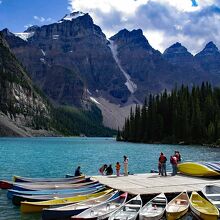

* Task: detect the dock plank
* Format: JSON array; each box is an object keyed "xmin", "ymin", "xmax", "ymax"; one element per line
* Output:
[{"xmin": 92, "ymin": 173, "xmax": 220, "ymax": 195}]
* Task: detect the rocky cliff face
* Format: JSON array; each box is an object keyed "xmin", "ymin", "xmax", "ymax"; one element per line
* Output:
[
  {"xmin": 2, "ymin": 12, "xmax": 129, "ymax": 106},
  {"xmin": 0, "ymin": 34, "xmax": 52, "ymax": 136},
  {"xmin": 195, "ymin": 42, "xmax": 220, "ymax": 76},
  {"xmin": 163, "ymin": 41, "xmax": 220, "ymax": 86},
  {"xmin": 110, "ymin": 29, "xmax": 188, "ymax": 102}
]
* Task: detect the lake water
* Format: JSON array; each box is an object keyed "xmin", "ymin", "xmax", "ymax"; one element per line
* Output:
[{"xmin": 0, "ymin": 137, "xmax": 219, "ymax": 220}]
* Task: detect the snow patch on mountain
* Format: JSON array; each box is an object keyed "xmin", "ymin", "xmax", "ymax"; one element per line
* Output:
[
  {"xmin": 90, "ymin": 97, "xmax": 100, "ymax": 105},
  {"xmin": 14, "ymin": 32, "xmax": 34, "ymax": 41},
  {"xmin": 58, "ymin": 11, "xmax": 86, "ymax": 23},
  {"xmin": 108, "ymin": 40, "xmax": 137, "ymax": 94},
  {"xmin": 41, "ymin": 49, "xmax": 46, "ymax": 56}
]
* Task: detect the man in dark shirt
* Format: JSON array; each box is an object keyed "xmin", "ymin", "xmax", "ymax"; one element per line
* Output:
[{"xmin": 75, "ymin": 166, "xmax": 82, "ymax": 176}]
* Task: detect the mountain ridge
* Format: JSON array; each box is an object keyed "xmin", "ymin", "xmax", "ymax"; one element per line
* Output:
[{"xmin": 2, "ymin": 11, "xmax": 220, "ymax": 130}]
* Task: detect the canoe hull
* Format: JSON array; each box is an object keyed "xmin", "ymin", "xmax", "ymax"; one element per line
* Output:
[
  {"xmin": 13, "ymin": 175, "xmax": 85, "ymax": 182},
  {"xmin": 0, "ymin": 180, "xmax": 13, "ymax": 189},
  {"xmin": 20, "ymin": 189, "xmax": 112, "ymax": 213},
  {"xmin": 166, "ymin": 208, "xmax": 188, "ymax": 220},
  {"xmin": 139, "ymin": 193, "xmax": 167, "ymax": 220},
  {"xmin": 189, "ymin": 191, "xmax": 219, "ymax": 220},
  {"xmin": 12, "ymin": 177, "xmax": 92, "ymax": 191},
  {"xmin": 12, "ymin": 186, "xmax": 104, "ymax": 205},
  {"xmin": 42, "ymin": 191, "xmax": 119, "ymax": 220},
  {"xmin": 190, "ymin": 204, "xmax": 219, "ymax": 220},
  {"xmin": 42, "ymin": 208, "xmax": 86, "ymax": 220},
  {"xmin": 178, "ymin": 162, "xmax": 220, "ymax": 177}
]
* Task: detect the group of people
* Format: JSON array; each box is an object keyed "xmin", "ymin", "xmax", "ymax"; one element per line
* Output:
[
  {"xmin": 99, "ymin": 155, "xmax": 129, "ymax": 177},
  {"xmin": 158, "ymin": 151, "xmax": 181, "ymax": 176}
]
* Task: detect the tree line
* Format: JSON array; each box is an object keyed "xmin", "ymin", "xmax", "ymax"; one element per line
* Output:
[{"xmin": 118, "ymin": 82, "xmax": 220, "ymax": 144}]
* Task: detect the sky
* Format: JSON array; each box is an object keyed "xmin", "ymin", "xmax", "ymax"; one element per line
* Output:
[{"xmin": 0, "ymin": 0, "xmax": 220, "ymax": 54}]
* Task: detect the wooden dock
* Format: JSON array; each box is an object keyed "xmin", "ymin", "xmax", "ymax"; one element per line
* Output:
[{"xmin": 93, "ymin": 173, "xmax": 220, "ymax": 195}]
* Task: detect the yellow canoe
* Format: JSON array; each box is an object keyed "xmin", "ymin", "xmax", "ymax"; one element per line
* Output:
[
  {"xmin": 189, "ymin": 191, "xmax": 219, "ymax": 220},
  {"xmin": 177, "ymin": 162, "xmax": 220, "ymax": 177},
  {"xmin": 21, "ymin": 189, "xmax": 112, "ymax": 213},
  {"xmin": 166, "ymin": 191, "xmax": 189, "ymax": 220}
]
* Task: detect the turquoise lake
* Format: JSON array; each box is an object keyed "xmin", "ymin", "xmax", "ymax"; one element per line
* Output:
[{"xmin": 0, "ymin": 137, "xmax": 219, "ymax": 220}]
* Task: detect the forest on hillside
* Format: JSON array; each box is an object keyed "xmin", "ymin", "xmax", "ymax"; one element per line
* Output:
[{"xmin": 119, "ymin": 82, "xmax": 220, "ymax": 144}]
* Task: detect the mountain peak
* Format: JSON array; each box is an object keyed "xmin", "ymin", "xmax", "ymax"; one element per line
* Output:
[
  {"xmin": 24, "ymin": 25, "xmax": 39, "ymax": 33},
  {"xmin": 59, "ymin": 11, "xmax": 87, "ymax": 22},
  {"xmin": 196, "ymin": 41, "xmax": 219, "ymax": 57},
  {"xmin": 163, "ymin": 42, "xmax": 192, "ymax": 56},
  {"xmin": 110, "ymin": 28, "xmax": 154, "ymax": 51},
  {"xmin": 204, "ymin": 41, "xmax": 218, "ymax": 51}
]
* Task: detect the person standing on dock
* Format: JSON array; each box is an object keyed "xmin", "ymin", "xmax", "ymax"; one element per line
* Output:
[
  {"xmin": 175, "ymin": 151, "xmax": 181, "ymax": 163},
  {"xmin": 170, "ymin": 154, "xmax": 178, "ymax": 176},
  {"xmin": 123, "ymin": 155, "xmax": 129, "ymax": 176},
  {"xmin": 116, "ymin": 162, "xmax": 121, "ymax": 177},
  {"xmin": 159, "ymin": 152, "xmax": 167, "ymax": 176}
]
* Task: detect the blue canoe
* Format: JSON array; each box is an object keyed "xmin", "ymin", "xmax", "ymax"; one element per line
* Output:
[
  {"xmin": 12, "ymin": 186, "xmax": 105, "ymax": 205},
  {"xmin": 42, "ymin": 191, "xmax": 119, "ymax": 220},
  {"xmin": 14, "ymin": 175, "xmax": 86, "ymax": 183},
  {"xmin": 12, "ymin": 177, "xmax": 92, "ymax": 191},
  {"xmin": 201, "ymin": 161, "xmax": 220, "ymax": 173},
  {"xmin": 7, "ymin": 182, "xmax": 102, "ymax": 199}
]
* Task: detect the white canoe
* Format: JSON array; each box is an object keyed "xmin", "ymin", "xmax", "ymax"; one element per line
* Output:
[
  {"xmin": 166, "ymin": 191, "xmax": 189, "ymax": 220},
  {"xmin": 42, "ymin": 191, "xmax": 119, "ymax": 220},
  {"xmin": 71, "ymin": 192, "xmax": 128, "ymax": 219},
  {"xmin": 108, "ymin": 194, "xmax": 142, "ymax": 220},
  {"xmin": 202, "ymin": 185, "xmax": 220, "ymax": 210},
  {"xmin": 139, "ymin": 193, "xmax": 167, "ymax": 220}
]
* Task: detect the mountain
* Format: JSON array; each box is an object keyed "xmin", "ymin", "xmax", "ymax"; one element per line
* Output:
[
  {"xmin": 0, "ymin": 33, "xmax": 115, "ymax": 137},
  {"xmin": 2, "ymin": 12, "xmax": 220, "ymax": 131},
  {"xmin": 2, "ymin": 12, "xmax": 129, "ymax": 107},
  {"xmin": 0, "ymin": 33, "xmax": 52, "ymax": 136},
  {"xmin": 195, "ymin": 41, "xmax": 220, "ymax": 76},
  {"xmin": 163, "ymin": 42, "xmax": 209, "ymax": 84},
  {"xmin": 110, "ymin": 29, "xmax": 189, "ymax": 101}
]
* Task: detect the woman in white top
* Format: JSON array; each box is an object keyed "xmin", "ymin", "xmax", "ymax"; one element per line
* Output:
[{"xmin": 123, "ymin": 155, "xmax": 128, "ymax": 176}]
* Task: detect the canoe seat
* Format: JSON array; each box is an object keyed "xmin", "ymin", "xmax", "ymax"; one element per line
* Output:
[
  {"xmin": 206, "ymin": 193, "xmax": 220, "ymax": 197},
  {"xmin": 212, "ymin": 201, "xmax": 220, "ymax": 205},
  {"xmin": 175, "ymin": 199, "xmax": 188, "ymax": 205},
  {"xmin": 125, "ymin": 204, "xmax": 141, "ymax": 208}
]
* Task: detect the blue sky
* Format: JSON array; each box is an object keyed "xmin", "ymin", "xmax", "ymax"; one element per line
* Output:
[
  {"xmin": 1, "ymin": 0, "xmax": 220, "ymax": 54},
  {"xmin": 0, "ymin": 0, "xmax": 69, "ymax": 32}
]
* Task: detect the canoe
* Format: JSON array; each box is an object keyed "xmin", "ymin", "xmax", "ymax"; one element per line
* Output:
[
  {"xmin": 177, "ymin": 162, "xmax": 220, "ymax": 177},
  {"xmin": 189, "ymin": 191, "xmax": 219, "ymax": 220},
  {"xmin": 13, "ymin": 178, "xmax": 93, "ymax": 191},
  {"xmin": 139, "ymin": 193, "xmax": 167, "ymax": 220},
  {"xmin": 7, "ymin": 182, "xmax": 101, "ymax": 199},
  {"xmin": 71, "ymin": 192, "xmax": 128, "ymax": 219},
  {"xmin": 0, "ymin": 180, "xmax": 13, "ymax": 189},
  {"xmin": 166, "ymin": 191, "xmax": 189, "ymax": 220},
  {"xmin": 13, "ymin": 175, "xmax": 85, "ymax": 182},
  {"xmin": 201, "ymin": 162, "xmax": 220, "ymax": 173},
  {"xmin": 202, "ymin": 185, "xmax": 220, "ymax": 210},
  {"xmin": 12, "ymin": 186, "xmax": 105, "ymax": 206},
  {"xmin": 42, "ymin": 191, "xmax": 119, "ymax": 220},
  {"xmin": 108, "ymin": 194, "xmax": 142, "ymax": 220},
  {"xmin": 20, "ymin": 189, "xmax": 113, "ymax": 213}
]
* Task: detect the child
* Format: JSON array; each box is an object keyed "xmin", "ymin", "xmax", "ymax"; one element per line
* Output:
[
  {"xmin": 116, "ymin": 162, "xmax": 121, "ymax": 177},
  {"xmin": 158, "ymin": 162, "xmax": 161, "ymax": 175},
  {"xmin": 99, "ymin": 164, "xmax": 107, "ymax": 175}
]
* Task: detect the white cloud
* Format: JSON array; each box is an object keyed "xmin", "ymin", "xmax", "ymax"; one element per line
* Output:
[
  {"xmin": 34, "ymin": 16, "xmax": 52, "ymax": 23},
  {"xmin": 68, "ymin": 0, "xmax": 220, "ymax": 53},
  {"xmin": 24, "ymin": 24, "xmax": 33, "ymax": 29}
]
